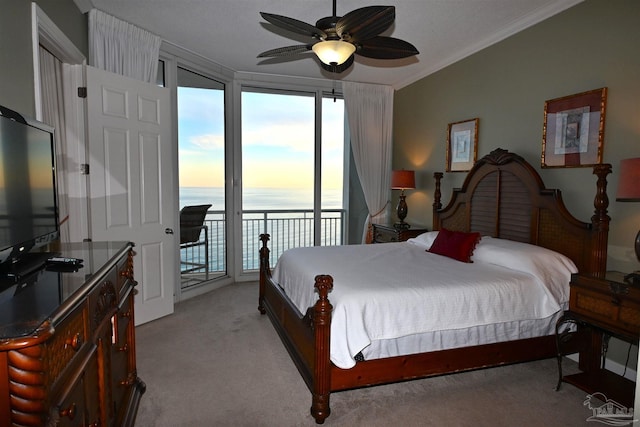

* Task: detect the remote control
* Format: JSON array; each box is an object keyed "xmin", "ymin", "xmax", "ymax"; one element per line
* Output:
[{"xmin": 46, "ymin": 257, "xmax": 83, "ymax": 265}]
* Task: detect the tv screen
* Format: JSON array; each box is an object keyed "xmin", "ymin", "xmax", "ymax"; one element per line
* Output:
[{"xmin": 0, "ymin": 105, "xmax": 58, "ymax": 268}]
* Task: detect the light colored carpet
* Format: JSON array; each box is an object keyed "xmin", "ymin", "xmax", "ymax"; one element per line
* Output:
[{"xmin": 134, "ymin": 282, "xmax": 595, "ymax": 426}]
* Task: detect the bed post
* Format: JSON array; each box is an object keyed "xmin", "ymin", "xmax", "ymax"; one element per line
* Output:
[
  {"xmin": 433, "ymin": 172, "xmax": 443, "ymax": 229},
  {"xmin": 311, "ymin": 274, "xmax": 333, "ymax": 424},
  {"xmin": 258, "ymin": 234, "xmax": 270, "ymax": 314},
  {"xmin": 590, "ymin": 164, "xmax": 611, "ymax": 277}
]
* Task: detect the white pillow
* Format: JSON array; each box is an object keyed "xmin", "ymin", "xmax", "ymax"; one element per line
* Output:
[
  {"xmin": 406, "ymin": 231, "xmax": 439, "ymax": 249},
  {"xmin": 472, "ymin": 236, "xmax": 577, "ymax": 304}
]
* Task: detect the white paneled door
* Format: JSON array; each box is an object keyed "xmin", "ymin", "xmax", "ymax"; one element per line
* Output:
[{"xmin": 86, "ymin": 65, "xmax": 175, "ymax": 325}]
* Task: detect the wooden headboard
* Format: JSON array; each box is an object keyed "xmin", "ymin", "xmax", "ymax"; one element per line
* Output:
[{"xmin": 433, "ymin": 148, "xmax": 611, "ymax": 277}]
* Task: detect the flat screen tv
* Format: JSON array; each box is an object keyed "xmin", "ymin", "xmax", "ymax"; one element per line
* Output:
[{"xmin": 0, "ymin": 104, "xmax": 59, "ymax": 272}]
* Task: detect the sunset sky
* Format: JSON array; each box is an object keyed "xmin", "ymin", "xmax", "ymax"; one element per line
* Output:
[{"xmin": 177, "ymin": 88, "xmax": 344, "ymax": 190}]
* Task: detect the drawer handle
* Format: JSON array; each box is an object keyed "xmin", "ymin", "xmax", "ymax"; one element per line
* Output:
[
  {"xmin": 120, "ymin": 309, "xmax": 132, "ymax": 318},
  {"xmin": 59, "ymin": 402, "xmax": 77, "ymax": 420},
  {"xmin": 118, "ymin": 343, "xmax": 129, "ymax": 352},
  {"xmin": 65, "ymin": 333, "xmax": 83, "ymax": 351}
]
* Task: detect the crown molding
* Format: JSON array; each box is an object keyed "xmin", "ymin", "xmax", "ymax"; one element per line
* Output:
[{"xmin": 73, "ymin": 0, "xmax": 93, "ymax": 14}]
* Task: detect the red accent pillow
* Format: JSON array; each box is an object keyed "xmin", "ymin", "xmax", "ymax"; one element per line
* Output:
[{"xmin": 427, "ymin": 228, "xmax": 481, "ymax": 262}]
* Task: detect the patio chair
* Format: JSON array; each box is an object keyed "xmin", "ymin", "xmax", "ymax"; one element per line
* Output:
[{"xmin": 179, "ymin": 204, "xmax": 212, "ymax": 280}]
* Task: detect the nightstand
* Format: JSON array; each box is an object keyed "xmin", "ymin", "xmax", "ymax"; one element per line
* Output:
[
  {"xmin": 371, "ymin": 223, "xmax": 428, "ymax": 243},
  {"xmin": 556, "ymin": 271, "xmax": 640, "ymax": 408}
]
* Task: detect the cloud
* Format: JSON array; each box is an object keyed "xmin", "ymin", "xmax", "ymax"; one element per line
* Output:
[{"xmin": 190, "ymin": 133, "xmax": 224, "ymax": 150}]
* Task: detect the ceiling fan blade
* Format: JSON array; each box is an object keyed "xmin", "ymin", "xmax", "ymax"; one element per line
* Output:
[
  {"xmin": 260, "ymin": 12, "xmax": 327, "ymax": 39},
  {"xmin": 335, "ymin": 6, "xmax": 395, "ymax": 42},
  {"xmin": 356, "ymin": 36, "xmax": 419, "ymax": 59},
  {"xmin": 319, "ymin": 54, "xmax": 355, "ymax": 74},
  {"xmin": 257, "ymin": 45, "xmax": 313, "ymax": 58}
]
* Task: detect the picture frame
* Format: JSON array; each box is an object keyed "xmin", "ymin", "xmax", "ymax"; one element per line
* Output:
[
  {"xmin": 446, "ymin": 118, "xmax": 478, "ymax": 172},
  {"xmin": 541, "ymin": 87, "xmax": 607, "ymax": 168}
]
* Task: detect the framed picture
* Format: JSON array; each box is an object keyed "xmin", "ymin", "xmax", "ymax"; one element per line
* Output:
[
  {"xmin": 541, "ymin": 87, "xmax": 607, "ymax": 168},
  {"xmin": 446, "ymin": 118, "xmax": 478, "ymax": 172}
]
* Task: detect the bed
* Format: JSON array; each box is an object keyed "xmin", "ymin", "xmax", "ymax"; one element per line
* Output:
[{"xmin": 257, "ymin": 148, "xmax": 612, "ymax": 424}]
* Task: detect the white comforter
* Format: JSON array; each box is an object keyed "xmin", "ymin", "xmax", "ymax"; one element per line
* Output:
[{"xmin": 272, "ymin": 236, "xmax": 577, "ymax": 369}]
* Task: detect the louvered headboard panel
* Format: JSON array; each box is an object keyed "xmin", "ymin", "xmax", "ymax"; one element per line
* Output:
[{"xmin": 433, "ymin": 148, "xmax": 611, "ymax": 277}]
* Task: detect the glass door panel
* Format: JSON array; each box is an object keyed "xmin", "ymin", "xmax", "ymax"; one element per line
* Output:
[
  {"xmin": 241, "ymin": 90, "xmax": 315, "ymax": 271},
  {"xmin": 240, "ymin": 90, "xmax": 346, "ymax": 272},
  {"xmin": 177, "ymin": 67, "xmax": 225, "ymax": 287}
]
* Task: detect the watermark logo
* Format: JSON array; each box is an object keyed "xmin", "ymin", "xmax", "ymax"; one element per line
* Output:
[{"xmin": 583, "ymin": 392, "xmax": 636, "ymax": 426}]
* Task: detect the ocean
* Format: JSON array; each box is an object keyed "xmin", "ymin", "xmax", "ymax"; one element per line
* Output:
[
  {"xmin": 179, "ymin": 187, "xmax": 342, "ymax": 210},
  {"xmin": 179, "ymin": 187, "xmax": 344, "ymax": 273}
]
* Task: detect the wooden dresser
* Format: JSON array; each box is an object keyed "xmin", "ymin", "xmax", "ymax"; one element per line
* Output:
[
  {"xmin": 556, "ymin": 271, "xmax": 640, "ymax": 408},
  {"xmin": 371, "ymin": 223, "xmax": 428, "ymax": 243},
  {"xmin": 0, "ymin": 241, "xmax": 144, "ymax": 427}
]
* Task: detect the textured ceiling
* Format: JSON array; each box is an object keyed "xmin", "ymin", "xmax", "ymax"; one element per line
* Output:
[{"xmin": 86, "ymin": 0, "xmax": 582, "ymax": 89}]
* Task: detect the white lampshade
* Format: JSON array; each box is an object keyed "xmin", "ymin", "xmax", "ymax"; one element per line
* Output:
[{"xmin": 312, "ymin": 40, "xmax": 356, "ymax": 65}]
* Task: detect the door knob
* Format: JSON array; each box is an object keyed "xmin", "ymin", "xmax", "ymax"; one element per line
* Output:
[{"xmin": 165, "ymin": 228, "xmax": 174, "ymax": 234}]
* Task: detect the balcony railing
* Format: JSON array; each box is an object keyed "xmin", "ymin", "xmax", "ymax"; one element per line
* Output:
[{"xmin": 180, "ymin": 208, "xmax": 345, "ymax": 285}]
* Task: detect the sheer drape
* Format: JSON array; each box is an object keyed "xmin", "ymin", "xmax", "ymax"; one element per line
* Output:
[
  {"xmin": 89, "ymin": 9, "xmax": 160, "ymax": 83},
  {"xmin": 39, "ymin": 46, "xmax": 70, "ymax": 243},
  {"xmin": 343, "ymin": 82, "xmax": 394, "ymax": 243}
]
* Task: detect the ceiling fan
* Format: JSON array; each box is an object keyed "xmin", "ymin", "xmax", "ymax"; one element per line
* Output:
[{"xmin": 257, "ymin": 0, "xmax": 419, "ymax": 74}]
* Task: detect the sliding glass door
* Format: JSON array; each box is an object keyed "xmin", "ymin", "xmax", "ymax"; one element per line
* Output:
[{"xmin": 240, "ymin": 88, "xmax": 346, "ymax": 272}]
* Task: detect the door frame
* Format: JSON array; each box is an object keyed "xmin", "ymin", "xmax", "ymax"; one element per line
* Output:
[
  {"xmin": 160, "ymin": 43, "xmax": 236, "ymax": 301},
  {"xmin": 32, "ymin": 4, "xmax": 89, "ymax": 243}
]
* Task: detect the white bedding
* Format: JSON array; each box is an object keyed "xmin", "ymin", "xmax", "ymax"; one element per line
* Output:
[{"xmin": 271, "ymin": 235, "xmax": 577, "ymax": 369}]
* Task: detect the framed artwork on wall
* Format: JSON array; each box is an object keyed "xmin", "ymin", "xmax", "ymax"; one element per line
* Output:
[
  {"xmin": 446, "ymin": 118, "xmax": 478, "ymax": 172},
  {"xmin": 541, "ymin": 87, "xmax": 607, "ymax": 168}
]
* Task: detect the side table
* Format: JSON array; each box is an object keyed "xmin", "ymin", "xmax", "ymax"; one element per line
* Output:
[
  {"xmin": 555, "ymin": 271, "xmax": 640, "ymax": 408},
  {"xmin": 371, "ymin": 223, "xmax": 428, "ymax": 243}
]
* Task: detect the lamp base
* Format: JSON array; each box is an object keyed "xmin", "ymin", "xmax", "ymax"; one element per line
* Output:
[
  {"xmin": 394, "ymin": 222, "xmax": 410, "ymax": 230},
  {"xmin": 396, "ymin": 193, "xmax": 409, "ymax": 230}
]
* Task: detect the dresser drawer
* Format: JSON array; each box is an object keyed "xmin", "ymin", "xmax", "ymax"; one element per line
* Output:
[
  {"xmin": 87, "ymin": 268, "xmax": 119, "ymax": 333},
  {"xmin": 569, "ymin": 274, "xmax": 640, "ymax": 340},
  {"xmin": 112, "ymin": 294, "xmax": 134, "ymax": 416},
  {"xmin": 371, "ymin": 224, "xmax": 428, "ymax": 243},
  {"xmin": 44, "ymin": 304, "xmax": 88, "ymax": 387},
  {"xmin": 53, "ymin": 374, "xmax": 87, "ymax": 427},
  {"xmin": 116, "ymin": 250, "xmax": 135, "ymax": 298},
  {"xmin": 373, "ymin": 227, "xmax": 397, "ymax": 243}
]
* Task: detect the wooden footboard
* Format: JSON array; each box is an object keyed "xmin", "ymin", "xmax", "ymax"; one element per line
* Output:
[{"xmin": 258, "ymin": 234, "xmax": 558, "ymax": 424}]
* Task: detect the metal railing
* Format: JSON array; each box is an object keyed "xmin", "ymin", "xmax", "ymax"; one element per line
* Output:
[{"xmin": 180, "ymin": 208, "xmax": 345, "ymax": 284}]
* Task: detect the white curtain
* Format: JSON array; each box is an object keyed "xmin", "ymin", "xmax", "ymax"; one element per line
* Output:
[
  {"xmin": 89, "ymin": 9, "xmax": 160, "ymax": 83},
  {"xmin": 39, "ymin": 46, "xmax": 70, "ymax": 243},
  {"xmin": 343, "ymin": 82, "xmax": 394, "ymax": 243}
]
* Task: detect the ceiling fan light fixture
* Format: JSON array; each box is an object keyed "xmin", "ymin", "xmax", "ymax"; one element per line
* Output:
[{"xmin": 312, "ymin": 40, "xmax": 356, "ymax": 65}]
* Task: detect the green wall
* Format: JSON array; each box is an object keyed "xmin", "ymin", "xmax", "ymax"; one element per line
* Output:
[
  {"xmin": 394, "ymin": 0, "xmax": 640, "ymax": 368},
  {"xmin": 0, "ymin": 0, "xmax": 86, "ymax": 116},
  {"xmin": 395, "ymin": 0, "xmax": 639, "ymax": 272}
]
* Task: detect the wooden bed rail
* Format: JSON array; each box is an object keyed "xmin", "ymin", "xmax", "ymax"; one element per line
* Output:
[{"xmin": 258, "ymin": 234, "xmax": 335, "ymax": 423}]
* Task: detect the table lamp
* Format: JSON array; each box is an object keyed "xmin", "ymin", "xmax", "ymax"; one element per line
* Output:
[
  {"xmin": 391, "ymin": 170, "xmax": 416, "ymax": 230},
  {"xmin": 615, "ymin": 157, "xmax": 640, "ymax": 283}
]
